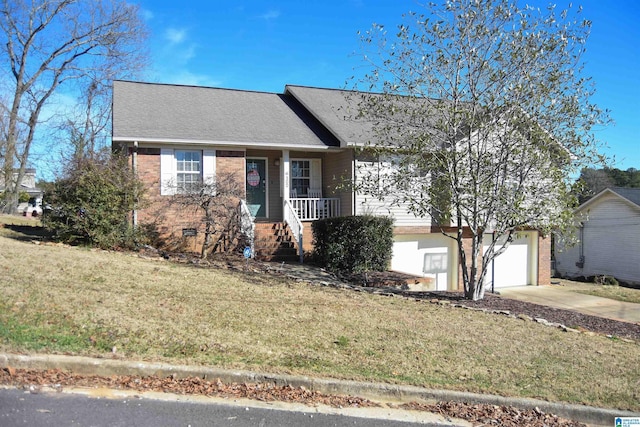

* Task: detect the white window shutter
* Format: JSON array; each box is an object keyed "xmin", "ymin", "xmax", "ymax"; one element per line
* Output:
[
  {"xmin": 160, "ymin": 148, "xmax": 175, "ymax": 195},
  {"xmin": 311, "ymin": 159, "xmax": 322, "ymax": 190},
  {"xmin": 202, "ymin": 150, "xmax": 216, "ymax": 186}
]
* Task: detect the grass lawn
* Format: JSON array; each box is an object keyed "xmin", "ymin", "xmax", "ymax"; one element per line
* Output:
[
  {"xmin": 0, "ymin": 214, "xmax": 42, "ymax": 228},
  {"xmin": 556, "ymin": 279, "xmax": 640, "ymax": 304},
  {"xmin": 0, "ymin": 223, "xmax": 638, "ymax": 411}
]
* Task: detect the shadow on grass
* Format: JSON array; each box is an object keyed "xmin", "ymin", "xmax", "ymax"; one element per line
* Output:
[{"xmin": 1, "ymin": 223, "xmax": 53, "ymax": 242}]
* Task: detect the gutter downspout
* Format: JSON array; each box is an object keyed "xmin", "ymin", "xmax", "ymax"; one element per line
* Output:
[{"xmin": 132, "ymin": 141, "xmax": 138, "ymax": 228}]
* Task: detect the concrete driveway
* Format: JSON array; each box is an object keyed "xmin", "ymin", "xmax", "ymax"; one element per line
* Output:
[{"xmin": 499, "ymin": 286, "xmax": 640, "ymax": 324}]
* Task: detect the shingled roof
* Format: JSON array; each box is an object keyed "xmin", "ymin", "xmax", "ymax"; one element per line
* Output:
[
  {"xmin": 609, "ymin": 187, "xmax": 640, "ymax": 208},
  {"xmin": 113, "ymin": 81, "xmax": 524, "ymax": 151},
  {"xmin": 579, "ymin": 187, "xmax": 640, "ymax": 210},
  {"xmin": 286, "ymin": 85, "xmax": 472, "ymax": 148},
  {"xmin": 112, "ymin": 81, "xmax": 340, "ymax": 149},
  {"xmin": 285, "ymin": 85, "xmax": 375, "ymax": 146}
]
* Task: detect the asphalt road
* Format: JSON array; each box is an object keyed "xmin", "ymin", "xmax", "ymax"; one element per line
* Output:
[{"xmin": 0, "ymin": 387, "xmax": 465, "ymax": 427}]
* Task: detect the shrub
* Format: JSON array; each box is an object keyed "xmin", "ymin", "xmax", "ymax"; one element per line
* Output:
[
  {"xmin": 18, "ymin": 192, "xmax": 30, "ymax": 203},
  {"xmin": 312, "ymin": 215, "xmax": 393, "ymax": 274},
  {"xmin": 594, "ymin": 275, "xmax": 619, "ymax": 286},
  {"xmin": 43, "ymin": 153, "xmax": 146, "ymax": 249}
]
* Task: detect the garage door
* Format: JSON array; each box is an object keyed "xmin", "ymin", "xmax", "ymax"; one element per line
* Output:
[
  {"xmin": 391, "ymin": 234, "xmax": 454, "ymax": 291},
  {"xmin": 483, "ymin": 232, "xmax": 535, "ymax": 288}
]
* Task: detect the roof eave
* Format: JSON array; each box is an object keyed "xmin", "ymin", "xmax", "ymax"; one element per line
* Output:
[
  {"xmin": 112, "ymin": 137, "xmax": 343, "ymax": 152},
  {"xmin": 576, "ymin": 187, "xmax": 640, "ymax": 212}
]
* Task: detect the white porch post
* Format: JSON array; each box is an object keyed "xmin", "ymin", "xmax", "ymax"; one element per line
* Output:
[{"xmin": 283, "ymin": 150, "xmax": 290, "ymax": 204}]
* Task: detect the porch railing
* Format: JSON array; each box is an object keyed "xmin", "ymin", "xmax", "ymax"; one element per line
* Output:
[
  {"xmin": 239, "ymin": 199, "xmax": 255, "ymax": 257},
  {"xmin": 283, "ymin": 199, "xmax": 304, "ymax": 263},
  {"xmin": 289, "ymin": 197, "xmax": 340, "ymax": 221}
]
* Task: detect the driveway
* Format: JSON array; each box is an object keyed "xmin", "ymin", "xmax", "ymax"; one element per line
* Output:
[{"xmin": 499, "ymin": 285, "xmax": 640, "ymax": 324}]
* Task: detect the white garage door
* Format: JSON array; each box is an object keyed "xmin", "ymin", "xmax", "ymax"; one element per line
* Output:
[
  {"xmin": 391, "ymin": 234, "xmax": 454, "ymax": 291},
  {"xmin": 483, "ymin": 233, "xmax": 535, "ymax": 288}
]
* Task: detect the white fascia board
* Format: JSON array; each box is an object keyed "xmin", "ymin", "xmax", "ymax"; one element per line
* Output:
[
  {"xmin": 577, "ymin": 188, "xmax": 640, "ymax": 213},
  {"xmin": 112, "ymin": 137, "xmax": 343, "ymax": 152}
]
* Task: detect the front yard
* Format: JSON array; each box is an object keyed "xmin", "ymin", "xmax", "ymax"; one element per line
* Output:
[{"xmin": 0, "ymin": 221, "xmax": 638, "ymax": 411}]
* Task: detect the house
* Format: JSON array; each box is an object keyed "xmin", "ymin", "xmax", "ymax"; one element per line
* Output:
[
  {"xmin": 555, "ymin": 187, "xmax": 640, "ymax": 285},
  {"xmin": 0, "ymin": 168, "xmax": 43, "ymax": 213},
  {"xmin": 112, "ymin": 80, "xmax": 551, "ymax": 291}
]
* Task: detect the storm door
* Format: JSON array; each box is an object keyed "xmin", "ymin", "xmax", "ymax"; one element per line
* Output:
[{"xmin": 246, "ymin": 158, "xmax": 267, "ymax": 218}]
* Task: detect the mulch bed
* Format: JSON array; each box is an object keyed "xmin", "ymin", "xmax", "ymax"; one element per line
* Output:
[
  {"xmin": 424, "ymin": 291, "xmax": 640, "ymax": 341},
  {"xmin": 342, "ymin": 271, "xmax": 640, "ymax": 341}
]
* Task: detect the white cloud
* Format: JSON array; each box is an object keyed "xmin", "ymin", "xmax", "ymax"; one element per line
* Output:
[
  {"xmin": 141, "ymin": 8, "xmax": 154, "ymax": 21},
  {"xmin": 165, "ymin": 28, "xmax": 187, "ymax": 45},
  {"xmin": 153, "ymin": 69, "xmax": 222, "ymax": 88},
  {"xmin": 259, "ymin": 10, "xmax": 280, "ymax": 20}
]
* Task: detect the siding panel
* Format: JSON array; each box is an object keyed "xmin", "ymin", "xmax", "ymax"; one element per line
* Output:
[
  {"xmin": 354, "ymin": 159, "xmax": 431, "ymax": 227},
  {"xmin": 555, "ymin": 192, "xmax": 640, "ymax": 284}
]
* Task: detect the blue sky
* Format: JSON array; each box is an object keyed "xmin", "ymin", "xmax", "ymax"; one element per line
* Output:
[{"xmin": 135, "ymin": 0, "xmax": 638, "ymax": 170}]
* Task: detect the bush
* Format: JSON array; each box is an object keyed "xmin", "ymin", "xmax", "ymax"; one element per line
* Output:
[
  {"xmin": 43, "ymin": 153, "xmax": 146, "ymax": 249},
  {"xmin": 594, "ymin": 275, "xmax": 619, "ymax": 286},
  {"xmin": 18, "ymin": 192, "xmax": 30, "ymax": 203},
  {"xmin": 312, "ymin": 215, "xmax": 393, "ymax": 274}
]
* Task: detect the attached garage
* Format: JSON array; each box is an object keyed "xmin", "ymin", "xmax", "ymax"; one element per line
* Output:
[
  {"xmin": 391, "ymin": 231, "xmax": 541, "ymax": 291},
  {"xmin": 483, "ymin": 231, "xmax": 539, "ymax": 289},
  {"xmin": 391, "ymin": 233, "xmax": 458, "ymax": 291}
]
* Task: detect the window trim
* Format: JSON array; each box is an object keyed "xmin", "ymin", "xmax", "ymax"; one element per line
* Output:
[
  {"xmin": 289, "ymin": 158, "xmax": 322, "ymax": 198},
  {"xmin": 176, "ymin": 150, "xmax": 202, "ymax": 193},
  {"xmin": 160, "ymin": 148, "xmax": 216, "ymax": 196},
  {"xmin": 291, "ymin": 159, "xmax": 311, "ymax": 197}
]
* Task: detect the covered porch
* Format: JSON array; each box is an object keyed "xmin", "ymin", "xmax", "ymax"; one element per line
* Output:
[
  {"xmin": 243, "ymin": 148, "xmax": 348, "ymax": 223},
  {"xmin": 242, "ymin": 148, "xmax": 350, "ymax": 262}
]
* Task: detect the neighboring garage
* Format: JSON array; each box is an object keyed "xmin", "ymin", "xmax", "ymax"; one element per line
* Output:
[{"xmin": 391, "ymin": 231, "xmax": 540, "ymax": 291}]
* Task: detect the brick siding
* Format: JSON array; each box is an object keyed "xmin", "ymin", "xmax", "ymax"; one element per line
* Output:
[{"xmin": 538, "ymin": 234, "xmax": 552, "ymax": 286}]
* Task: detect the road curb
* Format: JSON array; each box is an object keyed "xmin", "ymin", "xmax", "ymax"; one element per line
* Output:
[{"xmin": 1, "ymin": 353, "xmax": 636, "ymax": 426}]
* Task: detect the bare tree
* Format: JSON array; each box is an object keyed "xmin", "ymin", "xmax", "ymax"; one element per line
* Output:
[
  {"xmin": 352, "ymin": 0, "xmax": 609, "ymax": 300},
  {"xmin": 168, "ymin": 173, "xmax": 246, "ymax": 260},
  {"xmin": 0, "ymin": 0, "xmax": 147, "ymax": 212},
  {"xmin": 58, "ymin": 74, "xmax": 115, "ymax": 174}
]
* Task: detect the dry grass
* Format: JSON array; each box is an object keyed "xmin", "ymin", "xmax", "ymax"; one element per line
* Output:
[
  {"xmin": 0, "ymin": 230, "xmax": 638, "ymax": 411},
  {"xmin": 557, "ymin": 278, "xmax": 640, "ymax": 304},
  {"xmin": 0, "ymin": 214, "xmax": 41, "ymax": 229}
]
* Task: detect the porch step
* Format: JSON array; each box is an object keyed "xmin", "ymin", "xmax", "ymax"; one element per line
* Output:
[{"xmin": 253, "ymin": 222, "xmax": 300, "ymax": 262}]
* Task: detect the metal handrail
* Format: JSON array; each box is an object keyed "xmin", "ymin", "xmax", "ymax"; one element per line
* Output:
[{"xmin": 283, "ymin": 199, "xmax": 304, "ymax": 263}]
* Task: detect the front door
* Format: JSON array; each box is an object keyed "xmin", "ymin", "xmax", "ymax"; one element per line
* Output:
[{"xmin": 246, "ymin": 158, "xmax": 267, "ymax": 218}]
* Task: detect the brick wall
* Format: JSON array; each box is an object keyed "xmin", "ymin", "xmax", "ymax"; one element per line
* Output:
[
  {"xmin": 217, "ymin": 150, "xmax": 245, "ymax": 194},
  {"xmin": 133, "ymin": 148, "xmax": 248, "ymax": 253},
  {"xmin": 538, "ymin": 234, "xmax": 552, "ymax": 286},
  {"xmin": 457, "ymin": 235, "xmax": 484, "ymax": 292}
]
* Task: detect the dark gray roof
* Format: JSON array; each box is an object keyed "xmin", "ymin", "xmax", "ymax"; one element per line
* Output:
[
  {"xmin": 609, "ymin": 187, "xmax": 640, "ymax": 207},
  {"xmin": 112, "ymin": 81, "xmax": 339, "ymax": 148},
  {"xmin": 285, "ymin": 85, "xmax": 375, "ymax": 146},
  {"xmin": 579, "ymin": 186, "xmax": 640, "ymax": 211},
  {"xmin": 286, "ymin": 85, "xmax": 463, "ymax": 147}
]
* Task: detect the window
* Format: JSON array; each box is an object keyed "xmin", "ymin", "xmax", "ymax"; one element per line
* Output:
[
  {"xmin": 176, "ymin": 150, "xmax": 201, "ymax": 192},
  {"xmin": 291, "ymin": 160, "xmax": 311, "ymax": 196},
  {"xmin": 161, "ymin": 148, "xmax": 215, "ymax": 196}
]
